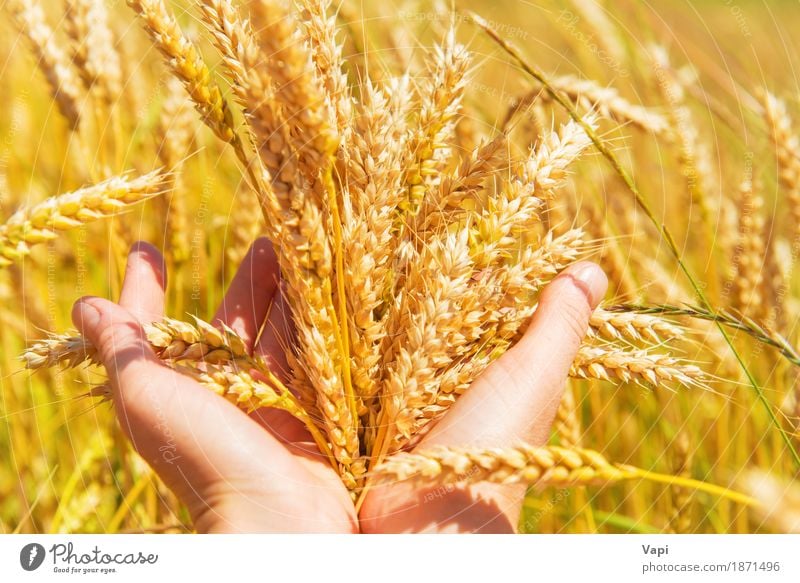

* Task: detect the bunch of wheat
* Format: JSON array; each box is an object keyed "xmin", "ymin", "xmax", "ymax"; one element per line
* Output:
[{"xmin": 11, "ymin": 0, "xmax": 718, "ymax": 509}]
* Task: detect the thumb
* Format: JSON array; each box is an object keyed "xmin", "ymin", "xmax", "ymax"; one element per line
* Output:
[
  {"xmin": 72, "ymin": 296, "xmax": 162, "ymax": 390},
  {"xmin": 422, "ymin": 261, "xmax": 607, "ymax": 448}
]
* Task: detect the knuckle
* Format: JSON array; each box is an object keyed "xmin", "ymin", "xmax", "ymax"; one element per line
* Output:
[{"xmin": 94, "ymin": 314, "xmax": 145, "ymax": 365}]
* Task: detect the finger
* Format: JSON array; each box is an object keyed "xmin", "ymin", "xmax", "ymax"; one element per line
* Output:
[
  {"xmin": 214, "ymin": 238, "xmax": 280, "ymax": 352},
  {"xmin": 71, "ymin": 296, "xmax": 305, "ymax": 515},
  {"xmin": 118, "ymin": 241, "xmax": 166, "ymax": 325},
  {"xmin": 73, "ymin": 296, "xmax": 163, "ymax": 390},
  {"xmin": 423, "ymin": 261, "xmax": 607, "ymax": 448},
  {"xmin": 249, "ymin": 289, "xmax": 309, "ymax": 442},
  {"xmin": 254, "ymin": 287, "xmax": 293, "ymax": 381}
]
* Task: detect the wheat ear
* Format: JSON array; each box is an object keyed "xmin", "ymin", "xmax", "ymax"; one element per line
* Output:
[
  {"xmin": 372, "ymin": 445, "xmax": 632, "ymax": 487},
  {"xmin": 0, "ymin": 169, "xmax": 169, "ymax": 266},
  {"xmin": 571, "ymin": 345, "xmax": 707, "ymax": 388},
  {"xmin": 589, "ymin": 307, "xmax": 685, "ymax": 344},
  {"xmin": 401, "ymin": 28, "xmax": 469, "ymax": 216},
  {"xmin": 64, "ymin": 0, "xmax": 122, "ymax": 105},
  {"xmin": 761, "ymin": 90, "xmax": 800, "ymax": 243},
  {"xmin": 24, "ymin": 316, "xmax": 252, "ymax": 371},
  {"xmin": 7, "ymin": 0, "xmax": 82, "ymax": 128},
  {"xmin": 729, "ymin": 173, "xmax": 767, "ymax": 318},
  {"xmin": 127, "ymin": 0, "xmax": 264, "ymax": 200}
]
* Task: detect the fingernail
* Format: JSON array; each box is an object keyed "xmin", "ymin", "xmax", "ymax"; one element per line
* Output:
[
  {"xmin": 564, "ymin": 262, "xmax": 608, "ymax": 308},
  {"xmin": 76, "ymin": 299, "xmax": 101, "ymax": 330}
]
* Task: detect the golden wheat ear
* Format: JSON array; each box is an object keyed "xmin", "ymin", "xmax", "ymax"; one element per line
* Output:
[
  {"xmin": 7, "ymin": 0, "xmax": 83, "ymax": 129},
  {"xmin": 0, "ymin": 169, "xmax": 171, "ymax": 266}
]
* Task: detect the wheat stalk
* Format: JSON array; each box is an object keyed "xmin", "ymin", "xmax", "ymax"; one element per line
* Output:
[
  {"xmin": 384, "ymin": 229, "xmax": 590, "ymax": 453},
  {"xmin": 21, "ymin": 333, "xmax": 98, "ymax": 370},
  {"xmin": 341, "ymin": 79, "xmax": 409, "ymax": 408},
  {"xmin": 297, "ymin": 0, "xmax": 352, "ymax": 132},
  {"xmin": 566, "ymin": 0, "xmax": 626, "ymax": 63},
  {"xmin": 24, "ymin": 315, "xmax": 249, "ymax": 370},
  {"xmin": 580, "ymin": 203, "xmax": 641, "ymax": 300},
  {"xmin": 127, "ymin": 0, "xmax": 268, "ymax": 206},
  {"xmin": 667, "ymin": 432, "xmax": 693, "ymax": 533},
  {"xmin": 650, "ymin": 46, "xmax": 717, "ymax": 236},
  {"xmin": 197, "ymin": 0, "xmax": 359, "ymax": 486},
  {"xmin": 555, "ymin": 384, "xmax": 583, "ymax": 449},
  {"xmin": 23, "ymin": 316, "xmax": 336, "ymax": 466},
  {"xmin": 128, "ymin": 0, "xmax": 237, "ymax": 144},
  {"xmin": 249, "ymin": 0, "xmax": 338, "ymax": 180}
]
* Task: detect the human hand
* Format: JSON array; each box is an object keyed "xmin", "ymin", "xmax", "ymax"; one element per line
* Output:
[
  {"xmin": 72, "ymin": 240, "xmax": 358, "ymax": 533},
  {"xmin": 74, "ymin": 240, "xmax": 605, "ymax": 533},
  {"xmin": 358, "ymin": 261, "xmax": 608, "ymax": 533}
]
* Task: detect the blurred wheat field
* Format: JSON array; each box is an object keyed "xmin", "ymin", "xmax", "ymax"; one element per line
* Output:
[{"xmin": 1, "ymin": 0, "xmax": 799, "ymax": 534}]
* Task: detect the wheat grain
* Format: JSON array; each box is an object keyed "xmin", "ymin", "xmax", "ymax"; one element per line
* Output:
[
  {"xmin": 651, "ymin": 46, "xmax": 717, "ymax": 235},
  {"xmin": 225, "ymin": 187, "xmax": 264, "ymax": 270},
  {"xmin": 342, "ymin": 79, "xmax": 409, "ymax": 408},
  {"xmin": 21, "ymin": 333, "xmax": 98, "ymax": 370},
  {"xmin": 199, "ymin": 0, "xmax": 359, "ymax": 486},
  {"xmin": 580, "ymin": 202, "xmax": 640, "ymax": 300},
  {"xmin": 298, "ymin": 0, "xmax": 352, "ymax": 132},
  {"xmin": 376, "ymin": 229, "xmax": 475, "ymax": 455},
  {"xmin": 611, "ymin": 303, "xmax": 800, "ymax": 368},
  {"xmin": 385, "ymin": 229, "xmax": 590, "ymax": 451},
  {"xmin": 565, "ymin": 0, "xmax": 626, "ymax": 60},
  {"xmin": 24, "ymin": 315, "xmax": 249, "ymax": 370},
  {"xmin": 249, "ymin": 0, "xmax": 338, "ymax": 180},
  {"xmin": 667, "ymin": 432, "xmax": 693, "ymax": 533}
]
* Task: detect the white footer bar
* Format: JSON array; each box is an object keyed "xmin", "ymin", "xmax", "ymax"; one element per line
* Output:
[{"xmin": 1, "ymin": 534, "xmax": 798, "ymax": 582}]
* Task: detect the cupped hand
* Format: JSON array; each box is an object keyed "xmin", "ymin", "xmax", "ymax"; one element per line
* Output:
[
  {"xmin": 358, "ymin": 261, "xmax": 607, "ymax": 533},
  {"xmin": 72, "ymin": 240, "xmax": 358, "ymax": 533},
  {"xmin": 74, "ymin": 240, "xmax": 606, "ymax": 533}
]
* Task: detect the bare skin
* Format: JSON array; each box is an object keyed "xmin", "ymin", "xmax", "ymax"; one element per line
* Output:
[{"xmin": 72, "ymin": 239, "xmax": 607, "ymax": 533}]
